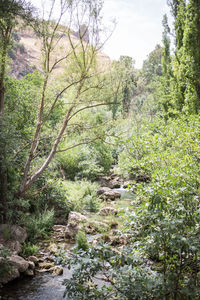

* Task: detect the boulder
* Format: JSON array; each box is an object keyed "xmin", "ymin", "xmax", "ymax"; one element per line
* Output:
[
  {"xmin": 99, "ymin": 207, "xmax": 118, "ymax": 216},
  {"xmin": 85, "ymin": 221, "xmax": 109, "ymax": 234},
  {"xmin": 123, "ymin": 181, "xmax": 131, "ymax": 188},
  {"xmin": 9, "ymin": 255, "xmax": 29, "ymax": 273},
  {"xmin": 68, "ymin": 212, "xmax": 87, "ymax": 224},
  {"xmin": 102, "ymin": 190, "xmax": 121, "ymax": 201},
  {"xmin": 6, "ymin": 240, "xmax": 22, "ymax": 254},
  {"xmin": 0, "ymin": 266, "xmax": 20, "ymax": 285},
  {"xmin": 38, "ymin": 262, "xmax": 54, "ymax": 270},
  {"xmin": 25, "ymin": 269, "xmax": 34, "ymax": 276},
  {"xmin": 53, "ymin": 266, "xmax": 63, "ymax": 275},
  {"xmin": 28, "ymin": 256, "xmax": 38, "ymax": 265},
  {"xmin": 0, "ymin": 225, "xmax": 27, "ymax": 244},
  {"xmin": 107, "ymin": 178, "xmax": 121, "ymax": 189},
  {"xmin": 64, "ymin": 221, "xmax": 81, "ymax": 240},
  {"xmin": 97, "ymin": 187, "xmax": 111, "ymax": 195},
  {"xmin": 48, "ymin": 243, "xmax": 58, "ymax": 254},
  {"xmin": 53, "ymin": 225, "xmax": 66, "ymax": 232},
  {"xmin": 28, "ymin": 261, "xmax": 35, "ymax": 270}
]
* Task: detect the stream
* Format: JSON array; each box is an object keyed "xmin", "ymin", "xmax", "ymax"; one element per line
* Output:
[{"xmin": 0, "ymin": 188, "xmax": 134, "ymax": 300}]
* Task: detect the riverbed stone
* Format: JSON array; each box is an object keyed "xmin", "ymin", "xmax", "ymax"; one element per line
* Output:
[
  {"xmin": 102, "ymin": 190, "xmax": 121, "ymax": 201},
  {"xmin": 9, "ymin": 255, "xmax": 29, "ymax": 273},
  {"xmin": 97, "ymin": 186, "xmax": 111, "ymax": 195},
  {"xmin": 38, "ymin": 262, "xmax": 54, "ymax": 270},
  {"xmin": 28, "ymin": 256, "xmax": 38, "ymax": 265},
  {"xmin": 68, "ymin": 211, "xmax": 87, "ymax": 223},
  {"xmin": 53, "ymin": 266, "xmax": 63, "ymax": 275},
  {"xmin": 48, "ymin": 243, "xmax": 58, "ymax": 254},
  {"xmin": 25, "ymin": 269, "xmax": 34, "ymax": 276},
  {"xmin": 28, "ymin": 260, "xmax": 35, "ymax": 270},
  {"xmin": 0, "ymin": 266, "xmax": 20, "ymax": 284},
  {"xmin": 99, "ymin": 207, "xmax": 118, "ymax": 216},
  {"xmin": 64, "ymin": 221, "xmax": 81, "ymax": 240}
]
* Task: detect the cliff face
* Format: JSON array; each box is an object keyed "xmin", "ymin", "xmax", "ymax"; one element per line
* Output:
[{"xmin": 9, "ymin": 26, "xmax": 111, "ymax": 79}]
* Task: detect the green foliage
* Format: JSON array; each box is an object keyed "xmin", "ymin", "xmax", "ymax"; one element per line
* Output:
[
  {"xmin": 57, "ymin": 140, "xmax": 113, "ymax": 181},
  {"xmin": 161, "ymin": 0, "xmax": 200, "ymax": 115},
  {"xmin": 62, "ymin": 180, "xmax": 101, "ymax": 213},
  {"xmin": 25, "ymin": 208, "xmax": 54, "ymax": 242},
  {"xmin": 21, "ymin": 242, "xmax": 39, "ymax": 257},
  {"xmin": 65, "ymin": 115, "xmax": 200, "ymax": 299},
  {"xmin": 0, "ymin": 247, "xmax": 11, "ymax": 278},
  {"xmin": 75, "ymin": 230, "xmax": 89, "ymax": 251}
]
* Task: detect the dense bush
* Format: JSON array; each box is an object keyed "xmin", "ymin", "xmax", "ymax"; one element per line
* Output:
[
  {"xmin": 56, "ymin": 141, "xmax": 113, "ymax": 181},
  {"xmin": 63, "ymin": 115, "xmax": 200, "ymax": 299},
  {"xmin": 25, "ymin": 209, "xmax": 54, "ymax": 242},
  {"xmin": 62, "ymin": 180, "xmax": 101, "ymax": 213}
]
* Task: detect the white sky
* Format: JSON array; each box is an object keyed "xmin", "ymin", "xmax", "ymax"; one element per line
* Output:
[{"xmin": 30, "ymin": 0, "xmax": 170, "ymax": 68}]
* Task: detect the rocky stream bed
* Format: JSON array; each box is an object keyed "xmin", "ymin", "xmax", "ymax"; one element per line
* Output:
[{"xmin": 0, "ymin": 175, "xmax": 135, "ymax": 300}]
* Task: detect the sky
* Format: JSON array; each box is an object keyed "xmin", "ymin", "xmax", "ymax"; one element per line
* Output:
[
  {"xmin": 102, "ymin": 0, "xmax": 170, "ymax": 68},
  {"xmin": 30, "ymin": 0, "xmax": 171, "ymax": 68}
]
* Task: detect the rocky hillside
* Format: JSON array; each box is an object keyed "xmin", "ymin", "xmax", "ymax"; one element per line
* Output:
[{"xmin": 9, "ymin": 26, "xmax": 111, "ymax": 79}]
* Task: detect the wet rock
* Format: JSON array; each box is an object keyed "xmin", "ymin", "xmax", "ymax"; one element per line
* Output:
[
  {"xmin": 28, "ymin": 260, "xmax": 35, "ymax": 270},
  {"xmin": 53, "ymin": 225, "xmax": 66, "ymax": 232},
  {"xmin": 38, "ymin": 262, "xmax": 54, "ymax": 270},
  {"xmin": 25, "ymin": 269, "xmax": 34, "ymax": 276},
  {"xmin": 107, "ymin": 178, "xmax": 121, "ymax": 189},
  {"xmin": 99, "ymin": 207, "xmax": 118, "ymax": 216},
  {"xmin": 123, "ymin": 181, "xmax": 131, "ymax": 188},
  {"xmin": 53, "ymin": 266, "xmax": 63, "ymax": 275},
  {"xmin": 68, "ymin": 211, "xmax": 87, "ymax": 223},
  {"xmin": 64, "ymin": 221, "xmax": 81, "ymax": 240},
  {"xmin": 0, "ymin": 266, "xmax": 20, "ymax": 284},
  {"xmin": 28, "ymin": 256, "xmax": 38, "ymax": 265},
  {"xmin": 101, "ymin": 190, "xmax": 121, "ymax": 201},
  {"xmin": 97, "ymin": 187, "xmax": 111, "ymax": 195},
  {"xmin": 9, "ymin": 255, "xmax": 29, "ymax": 273},
  {"xmin": 48, "ymin": 243, "xmax": 58, "ymax": 254}
]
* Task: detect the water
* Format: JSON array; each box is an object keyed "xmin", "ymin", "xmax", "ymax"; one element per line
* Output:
[
  {"xmin": 0, "ymin": 266, "xmax": 72, "ymax": 300},
  {"xmin": 0, "ymin": 187, "xmax": 134, "ymax": 300},
  {"xmin": 113, "ymin": 187, "xmax": 135, "ymax": 201}
]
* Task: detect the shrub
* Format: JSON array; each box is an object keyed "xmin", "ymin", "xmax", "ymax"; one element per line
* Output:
[
  {"xmin": 62, "ymin": 180, "xmax": 101, "ymax": 213},
  {"xmin": 25, "ymin": 209, "xmax": 54, "ymax": 242},
  {"xmin": 21, "ymin": 243, "xmax": 39, "ymax": 257},
  {"xmin": 75, "ymin": 230, "xmax": 89, "ymax": 251}
]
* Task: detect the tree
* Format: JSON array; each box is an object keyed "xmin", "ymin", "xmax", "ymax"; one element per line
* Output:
[
  {"xmin": 6, "ymin": 0, "xmax": 116, "ymax": 200},
  {"xmin": 0, "ymin": 0, "xmax": 36, "ymax": 222}
]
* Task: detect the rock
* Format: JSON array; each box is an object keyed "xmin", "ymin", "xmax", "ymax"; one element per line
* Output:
[
  {"xmin": 102, "ymin": 190, "xmax": 121, "ymax": 201},
  {"xmin": 68, "ymin": 211, "xmax": 87, "ymax": 224},
  {"xmin": 0, "ymin": 266, "xmax": 20, "ymax": 285},
  {"xmin": 48, "ymin": 243, "xmax": 58, "ymax": 254},
  {"xmin": 38, "ymin": 262, "xmax": 54, "ymax": 270},
  {"xmin": 97, "ymin": 187, "xmax": 111, "ymax": 195},
  {"xmin": 0, "ymin": 225, "xmax": 27, "ymax": 244},
  {"xmin": 107, "ymin": 178, "xmax": 121, "ymax": 189},
  {"xmin": 25, "ymin": 269, "xmax": 34, "ymax": 276},
  {"xmin": 53, "ymin": 225, "xmax": 66, "ymax": 232},
  {"xmin": 85, "ymin": 221, "xmax": 109, "ymax": 234},
  {"xmin": 6, "ymin": 240, "xmax": 22, "ymax": 254},
  {"xmin": 9, "ymin": 255, "xmax": 29, "ymax": 273},
  {"xmin": 123, "ymin": 181, "xmax": 131, "ymax": 188},
  {"xmin": 28, "ymin": 256, "xmax": 38, "ymax": 265},
  {"xmin": 53, "ymin": 266, "xmax": 63, "ymax": 275},
  {"xmin": 64, "ymin": 221, "xmax": 81, "ymax": 240},
  {"xmin": 28, "ymin": 261, "xmax": 35, "ymax": 270},
  {"xmin": 99, "ymin": 207, "xmax": 118, "ymax": 216}
]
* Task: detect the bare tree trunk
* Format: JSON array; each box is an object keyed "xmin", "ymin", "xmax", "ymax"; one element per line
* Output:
[{"xmin": 0, "ymin": 34, "xmax": 10, "ymax": 222}]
